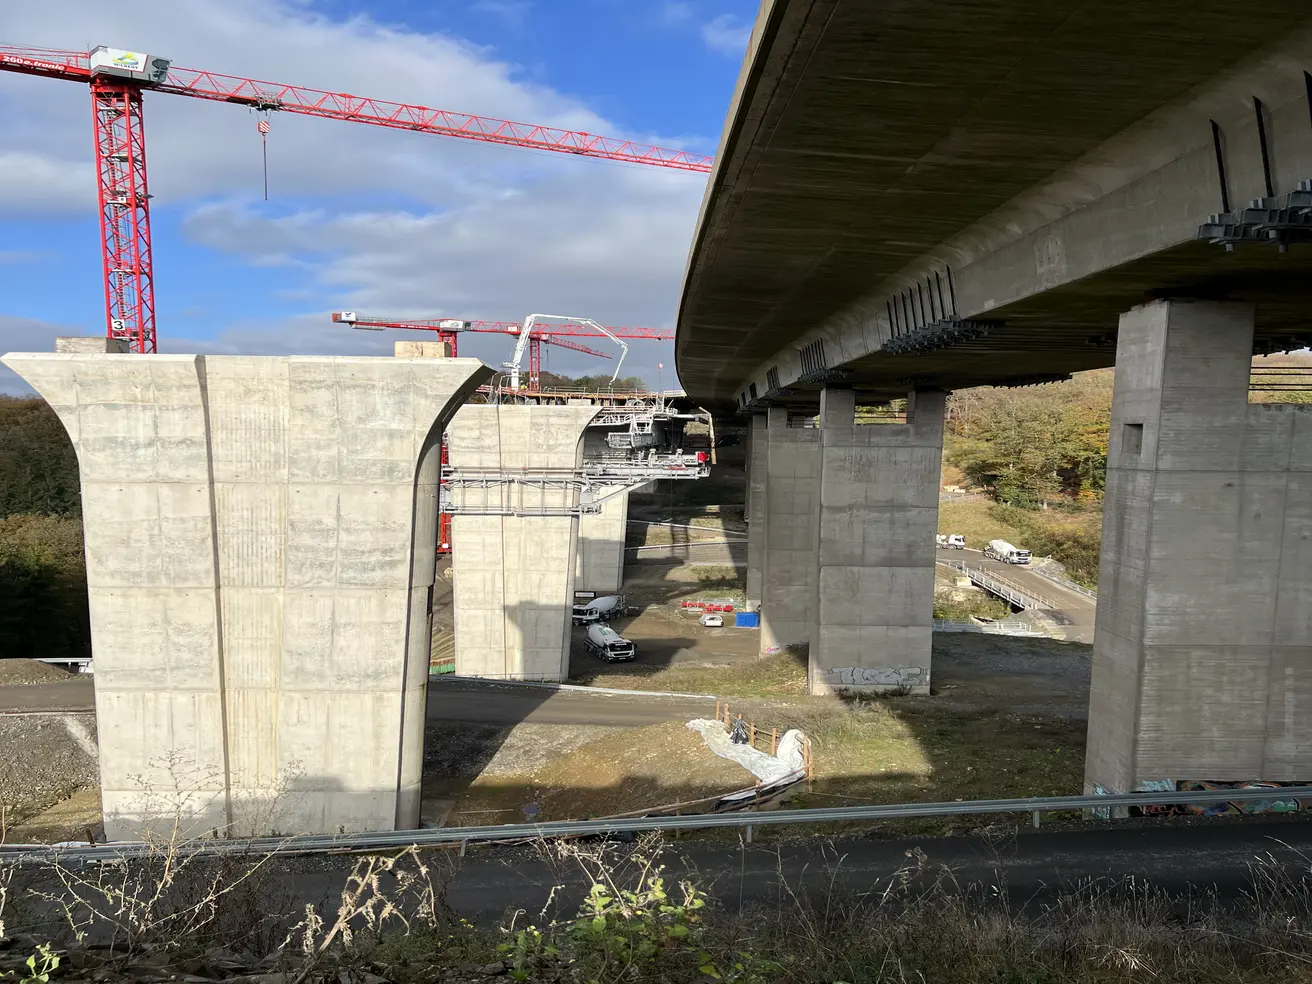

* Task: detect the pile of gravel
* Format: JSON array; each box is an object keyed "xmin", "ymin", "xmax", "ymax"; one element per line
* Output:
[
  {"xmin": 0, "ymin": 659, "xmax": 76, "ymax": 686},
  {"xmin": 0, "ymin": 713, "xmax": 99, "ymax": 827}
]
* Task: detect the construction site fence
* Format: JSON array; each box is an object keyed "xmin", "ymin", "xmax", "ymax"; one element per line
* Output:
[
  {"xmin": 7, "ymin": 786, "xmax": 1312, "ymax": 863},
  {"xmin": 714, "ymin": 699, "xmax": 814, "ymax": 780}
]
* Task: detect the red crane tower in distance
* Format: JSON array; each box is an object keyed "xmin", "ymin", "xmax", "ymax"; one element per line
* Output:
[
  {"xmin": 0, "ymin": 44, "xmax": 713, "ymax": 354},
  {"xmin": 330, "ymin": 313, "xmax": 675, "ymax": 390}
]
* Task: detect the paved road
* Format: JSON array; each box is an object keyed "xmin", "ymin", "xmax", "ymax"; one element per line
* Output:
[
  {"xmin": 0, "ymin": 679, "xmax": 94, "ymax": 714},
  {"xmin": 426, "ymin": 677, "xmax": 713, "ymax": 726},
  {"xmin": 31, "ymin": 817, "xmax": 1296, "ymax": 929},
  {"xmin": 435, "ymin": 818, "xmax": 1312, "ymax": 922},
  {"xmin": 628, "ymin": 542, "xmax": 746, "ymax": 566},
  {"xmin": 0, "ymin": 677, "xmax": 711, "ymax": 726},
  {"xmin": 938, "ymin": 547, "xmax": 1097, "ymax": 643}
]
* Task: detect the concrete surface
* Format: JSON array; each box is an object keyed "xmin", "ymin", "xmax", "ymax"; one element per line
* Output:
[
  {"xmin": 448, "ymin": 405, "xmax": 598, "ymax": 682},
  {"xmin": 744, "ymin": 415, "xmax": 766, "ymax": 609},
  {"xmin": 576, "ymin": 488, "xmax": 630, "ymax": 593},
  {"xmin": 809, "ymin": 388, "xmax": 944, "ymax": 695},
  {"xmin": 676, "ymin": 1, "xmax": 1312, "ymax": 407},
  {"xmin": 1, "ymin": 350, "xmax": 490, "ymax": 840},
  {"xmin": 394, "ymin": 340, "xmax": 454, "ymax": 359},
  {"xmin": 758, "ymin": 407, "xmax": 820, "ymax": 655},
  {"xmin": 1086, "ymin": 300, "xmax": 1312, "ymax": 794},
  {"xmin": 55, "ymin": 337, "xmax": 129, "ymax": 354}
]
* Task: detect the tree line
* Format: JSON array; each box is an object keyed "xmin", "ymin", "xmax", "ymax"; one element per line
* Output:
[
  {"xmin": 945, "ymin": 370, "xmax": 1113, "ymax": 509},
  {"xmin": 0, "ymin": 396, "xmax": 88, "ymax": 660}
]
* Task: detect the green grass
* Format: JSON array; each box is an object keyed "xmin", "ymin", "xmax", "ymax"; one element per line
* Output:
[
  {"xmin": 933, "ymin": 591, "xmax": 1014, "ymax": 621},
  {"xmin": 702, "ymin": 699, "xmax": 1088, "ymax": 840},
  {"xmin": 936, "ymin": 498, "xmax": 1027, "ymax": 550}
]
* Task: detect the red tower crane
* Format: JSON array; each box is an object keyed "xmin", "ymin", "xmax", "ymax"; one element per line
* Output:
[
  {"xmin": 330, "ymin": 312, "xmax": 672, "ymax": 389},
  {"xmin": 0, "ymin": 44, "xmax": 713, "ymax": 354}
]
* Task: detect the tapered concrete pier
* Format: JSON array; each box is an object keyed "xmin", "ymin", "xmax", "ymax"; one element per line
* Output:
[{"xmin": 2, "ymin": 348, "xmax": 490, "ymax": 840}]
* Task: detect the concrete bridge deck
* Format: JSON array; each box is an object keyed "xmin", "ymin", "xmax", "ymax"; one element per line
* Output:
[
  {"xmin": 711, "ymin": 3, "xmax": 1312, "ymax": 797},
  {"xmin": 677, "ymin": 0, "xmax": 1312, "ymax": 407}
]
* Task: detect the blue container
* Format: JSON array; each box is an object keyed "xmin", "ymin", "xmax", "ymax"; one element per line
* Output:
[{"xmin": 734, "ymin": 611, "xmax": 760, "ymax": 628}]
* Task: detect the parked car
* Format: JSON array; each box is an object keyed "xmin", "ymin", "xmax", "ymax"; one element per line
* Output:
[{"xmin": 699, "ymin": 613, "xmax": 724, "ymax": 628}]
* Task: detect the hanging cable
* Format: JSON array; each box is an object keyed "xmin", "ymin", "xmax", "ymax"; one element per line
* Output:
[{"xmin": 257, "ymin": 114, "xmax": 271, "ymax": 200}]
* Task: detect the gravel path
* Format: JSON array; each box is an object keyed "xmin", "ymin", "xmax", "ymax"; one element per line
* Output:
[
  {"xmin": 0, "ymin": 713, "xmax": 99, "ymax": 828},
  {"xmin": 423, "ymin": 721, "xmax": 621, "ymax": 784},
  {"xmin": 931, "ymin": 633, "xmax": 1092, "ymax": 717}
]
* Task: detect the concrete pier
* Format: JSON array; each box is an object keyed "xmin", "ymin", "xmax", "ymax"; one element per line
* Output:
[
  {"xmin": 759, "ymin": 407, "xmax": 820, "ymax": 655},
  {"xmin": 744, "ymin": 415, "xmax": 767, "ymax": 611},
  {"xmin": 575, "ymin": 488, "xmax": 630, "ymax": 594},
  {"xmin": 1086, "ymin": 299, "xmax": 1312, "ymax": 794},
  {"xmin": 448, "ymin": 405, "xmax": 598, "ymax": 681},
  {"xmin": 808, "ymin": 388, "xmax": 943, "ymax": 695},
  {"xmin": 1, "ymin": 350, "xmax": 491, "ymax": 840}
]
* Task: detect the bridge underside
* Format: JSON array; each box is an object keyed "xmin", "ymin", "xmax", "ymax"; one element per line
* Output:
[
  {"xmin": 677, "ymin": 0, "xmax": 1312, "ymax": 408},
  {"xmin": 794, "ymin": 245, "xmax": 1312, "ymax": 407}
]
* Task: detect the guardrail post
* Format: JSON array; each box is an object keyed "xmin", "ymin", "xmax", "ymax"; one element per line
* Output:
[
  {"xmin": 745, "ymin": 824, "xmax": 753, "ymax": 844},
  {"xmin": 1031, "ymin": 810, "xmax": 1040, "ymax": 829},
  {"xmin": 459, "ymin": 839, "xmax": 468, "ymax": 857}
]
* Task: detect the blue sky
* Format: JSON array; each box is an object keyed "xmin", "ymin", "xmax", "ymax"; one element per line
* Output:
[{"xmin": 0, "ymin": 0, "xmax": 757, "ymax": 393}]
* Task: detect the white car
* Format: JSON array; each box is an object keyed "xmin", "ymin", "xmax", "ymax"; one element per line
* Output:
[{"xmin": 699, "ymin": 613, "xmax": 724, "ymax": 628}]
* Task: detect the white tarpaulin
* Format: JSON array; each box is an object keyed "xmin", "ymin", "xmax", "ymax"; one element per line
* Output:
[{"xmin": 686, "ymin": 719, "xmax": 807, "ymax": 785}]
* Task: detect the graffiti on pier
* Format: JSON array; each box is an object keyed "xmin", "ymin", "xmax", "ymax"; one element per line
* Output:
[
  {"xmin": 814, "ymin": 664, "xmax": 927, "ymax": 691},
  {"xmin": 1129, "ymin": 780, "xmax": 1312, "ymax": 818}
]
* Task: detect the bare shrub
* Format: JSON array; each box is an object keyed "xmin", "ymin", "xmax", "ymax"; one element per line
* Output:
[{"xmin": 284, "ymin": 847, "xmax": 459, "ymax": 983}]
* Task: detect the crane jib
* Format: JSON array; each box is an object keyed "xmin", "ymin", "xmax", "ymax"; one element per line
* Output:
[{"xmin": 0, "ymin": 41, "xmax": 712, "ymax": 353}]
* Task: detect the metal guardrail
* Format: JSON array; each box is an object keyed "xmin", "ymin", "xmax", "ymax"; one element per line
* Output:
[
  {"xmin": 33, "ymin": 657, "xmax": 93, "ymax": 672},
  {"xmin": 5, "ymin": 786, "xmax": 1312, "ymax": 864},
  {"xmin": 938, "ymin": 560, "xmax": 1053, "ymax": 611},
  {"xmin": 1032, "ymin": 567, "xmax": 1098, "ymax": 600}
]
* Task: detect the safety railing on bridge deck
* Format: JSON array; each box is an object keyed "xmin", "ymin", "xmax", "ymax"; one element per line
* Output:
[
  {"xmin": 6, "ymin": 786, "xmax": 1312, "ymax": 863},
  {"xmin": 1031, "ymin": 567, "xmax": 1098, "ymax": 601},
  {"xmin": 442, "ymin": 457, "xmax": 711, "ymax": 516},
  {"xmin": 937, "ymin": 559, "xmax": 1054, "ymax": 612}
]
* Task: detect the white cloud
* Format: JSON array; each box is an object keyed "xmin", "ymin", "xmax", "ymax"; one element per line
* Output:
[
  {"xmin": 0, "ymin": 153, "xmax": 95, "ymax": 212},
  {"xmin": 700, "ymin": 13, "xmax": 751, "ymax": 56},
  {"xmin": 0, "ymin": 315, "xmax": 77, "ymax": 394},
  {"xmin": 0, "ymin": 0, "xmax": 708, "ymax": 388}
]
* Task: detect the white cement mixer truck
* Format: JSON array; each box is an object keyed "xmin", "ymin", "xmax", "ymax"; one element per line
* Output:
[
  {"xmin": 985, "ymin": 539, "xmax": 1032, "ymax": 565},
  {"xmin": 572, "ymin": 594, "xmax": 631, "ymax": 625},
  {"xmin": 585, "ymin": 624, "xmax": 637, "ymax": 662}
]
